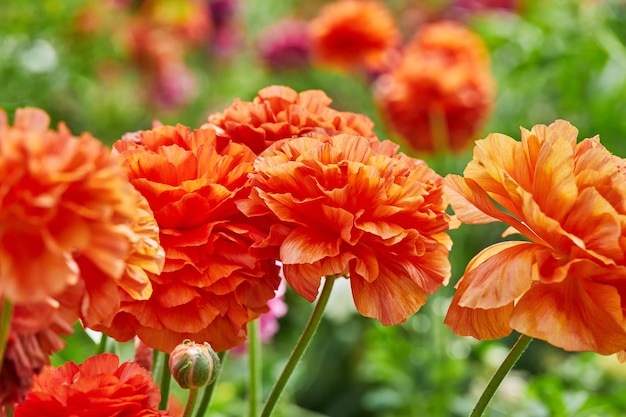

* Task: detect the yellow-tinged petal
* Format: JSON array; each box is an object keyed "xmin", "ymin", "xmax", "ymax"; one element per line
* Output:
[{"xmin": 531, "ymin": 136, "xmax": 577, "ymax": 221}]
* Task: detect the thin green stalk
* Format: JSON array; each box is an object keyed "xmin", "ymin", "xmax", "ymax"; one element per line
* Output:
[
  {"xmin": 158, "ymin": 353, "xmax": 172, "ymax": 410},
  {"xmin": 0, "ymin": 298, "xmax": 14, "ymax": 367},
  {"xmin": 260, "ymin": 276, "xmax": 337, "ymax": 417},
  {"xmin": 183, "ymin": 388, "xmax": 200, "ymax": 417},
  {"xmin": 469, "ymin": 334, "xmax": 533, "ymax": 417},
  {"xmin": 248, "ymin": 319, "xmax": 261, "ymax": 417},
  {"xmin": 5, "ymin": 404, "xmax": 14, "ymax": 417},
  {"xmin": 194, "ymin": 351, "xmax": 227, "ymax": 417},
  {"xmin": 97, "ymin": 333, "xmax": 109, "ymax": 354}
]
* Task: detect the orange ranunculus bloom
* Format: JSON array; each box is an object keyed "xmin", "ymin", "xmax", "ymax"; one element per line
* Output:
[
  {"xmin": 14, "ymin": 353, "xmax": 172, "ymax": 417},
  {"xmin": 309, "ymin": 0, "xmax": 400, "ymax": 71},
  {"xmin": 444, "ymin": 120, "xmax": 626, "ymax": 355},
  {"xmin": 0, "ymin": 108, "xmax": 163, "ymax": 325},
  {"xmin": 374, "ymin": 21, "xmax": 495, "ymax": 153},
  {"xmin": 202, "ymin": 85, "xmax": 378, "ymax": 154},
  {"xmin": 97, "ymin": 124, "xmax": 281, "ymax": 352},
  {"xmin": 239, "ymin": 133, "xmax": 452, "ymax": 325}
]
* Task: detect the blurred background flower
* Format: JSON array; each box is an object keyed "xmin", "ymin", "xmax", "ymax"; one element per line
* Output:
[
  {"xmin": 309, "ymin": 0, "xmax": 401, "ymax": 73},
  {"xmin": 374, "ymin": 21, "xmax": 496, "ymax": 154}
]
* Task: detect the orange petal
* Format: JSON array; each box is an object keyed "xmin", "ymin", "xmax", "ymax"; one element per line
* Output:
[
  {"xmin": 457, "ymin": 241, "xmax": 536, "ymax": 309},
  {"xmin": 445, "ymin": 175, "xmax": 525, "ymax": 231},
  {"xmin": 283, "ymin": 263, "xmax": 325, "ymax": 302},
  {"xmin": 531, "ymin": 136, "xmax": 577, "ymax": 221},
  {"xmin": 510, "ymin": 278, "xmax": 626, "ymax": 354},
  {"xmin": 350, "ymin": 259, "xmax": 428, "ymax": 325},
  {"xmin": 445, "ymin": 283, "xmax": 514, "ymax": 339},
  {"xmin": 280, "ymin": 227, "xmax": 341, "ymax": 264}
]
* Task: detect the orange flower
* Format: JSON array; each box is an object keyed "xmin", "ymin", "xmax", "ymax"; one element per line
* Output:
[
  {"xmin": 239, "ymin": 133, "xmax": 452, "ymax": 325},
  {"xmin": 203, "ymin": 85, "xmax": 378, "ymax": 154},
  {"xmin": 14, "ymin": 353, "xmax": 172, "ymax": 417},
  {"xmin": 444, "ymin": 120, "xmax": 626, "ymax": 354},
  {"xmin": 0, "ymin": 108, "xmax": 162, "ymax": 325},
  {"xmin": 374, "ymin": 21, "xmax": 495, "ymax": 153},
  {"xmin": 97, "ymin": 124, "xmax": 281, "ymax": 352},
  {"xmin": 309, "ymin": 0, "xmax": 400, "ymax": 71}
]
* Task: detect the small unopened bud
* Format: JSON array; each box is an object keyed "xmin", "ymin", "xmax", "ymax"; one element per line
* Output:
[{"xmin": 169, "ymin": 340, "xmax": 221, "ymax": 389}]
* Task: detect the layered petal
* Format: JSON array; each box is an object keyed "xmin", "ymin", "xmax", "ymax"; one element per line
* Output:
[
  {"xmin": 242, "ymin": 132, "xmax": 452, "ymax": 325},
  {"xmin": 96, "ymin": 124, "xmax": 281, "ymax": 352},
  {"xmin": 14, "ymin": 353, "xmax": 172, "ymax": 417},
  {"xmin": 202, "ymin": 85, "xmax": 378, "ymax": 154}
]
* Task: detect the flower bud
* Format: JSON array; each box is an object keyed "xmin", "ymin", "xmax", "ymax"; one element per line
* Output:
[{"xmin": 169, "ymin": 340, "xmax": 221, "ymax": 389}]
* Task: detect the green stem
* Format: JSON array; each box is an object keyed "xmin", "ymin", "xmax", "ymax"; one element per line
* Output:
[
  {"xmin": 260, "ymin": 276, "xmax": 337, "ymax": 417},
  {"xmin": 96, "ymin": 333, "xmax": 109, "ymax": 354},
  {"xmin": 5, "ymin": 404, "xmax": 14, "ymax": 417},
  {"xmin": 183, "ymin": 388, "xmax": 200, "ymax": 417},
  {"xmin": 158, "ymin": 353, "xmax": 171, "ymax": 410},
  {"xmin": 248, "ymin": 319, "xmax": 261, "ymax": 417},
  {"xmin": 469, "ymin": 334, "xmax": 533, "ymax": 417},
  {"xmin": 194, "ymin": 351, "xmax": 227, "ymax": 417},
  {"xmin": 0, "ymin": 298, "xmax": 13, "ymax": 367}
]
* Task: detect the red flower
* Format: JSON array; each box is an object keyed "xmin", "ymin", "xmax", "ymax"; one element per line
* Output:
[
  {"xmin": 375, "ymin": 21, "xmax": 495, "ymax": 153},
  {"xmin": 309, "ymin": 0, "xmax": 400, "ymax": 71},
  {"xmin": 239, "ymin": 133, "xmax": 452, "ymax": 325},
  {"xmin": 445, "ymin": 121, "xmax": 626, "ymax": 354},
  {"xmin": 202, "ymin": 85, "xmax": 378, "ymax": 154},
  {"xmin": 0, "ymin": 286, "xmax": 80, "ymax": 407},
  {"xmin": 0, "ymin": 107, "xmax": 163, "ymax": 324},
  {"xmin": 14, "ymin": 353, "xmax": 171, "ymax": 417},
  {"xmin": 96, "ymin": 124, "xmax": 280, "ymax": 352}
]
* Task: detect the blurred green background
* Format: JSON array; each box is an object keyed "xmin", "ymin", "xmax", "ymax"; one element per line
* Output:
[{"xmin": 4, "ymin": 0, "xmax": 626, "ymax": 416}]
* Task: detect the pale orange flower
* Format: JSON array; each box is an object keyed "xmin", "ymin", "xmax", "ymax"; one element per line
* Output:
[
  {"xmin": 203, "ymin": 85, "xmax": 378, "ymax": 154},
  {"xmin": 239, "ymin": 133, "xmax": 452, "ymax": 325},
  {"xmin": 14, "ymin": 353, "xmax": 172, "ymax": 417},
  {"xmin": 374, "ymin": 21, "xmax": 495, "ymax": 153},
  {"xmin": 0, "ymin": 108, "xmax": 162, "ymax": 326},
  {"xmin": 309, "ymin": 0, "xmax": 400, "ymax": 71},
  {"xmin": 444, "ymin": 120, "xmax": 626, "ymax": 354},
  {"xmin": 97, "ymin": 124, "xmax": 281, "ymax": 352}
]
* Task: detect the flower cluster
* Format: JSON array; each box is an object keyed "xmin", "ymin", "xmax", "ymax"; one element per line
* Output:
[
  {"xmin": 7, "ymin": 73, "xmax": 626, "ymax": 416},
  {"xmin": 255, "ymin": 2, "xmax": 495, "ymax": 155}
]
